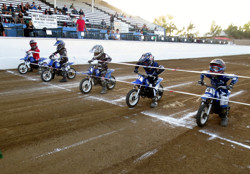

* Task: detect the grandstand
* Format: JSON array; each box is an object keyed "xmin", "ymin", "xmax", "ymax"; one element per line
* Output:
[{"xmin": 0, "ymin": 0, "xmax": 229, "ymax": 44}]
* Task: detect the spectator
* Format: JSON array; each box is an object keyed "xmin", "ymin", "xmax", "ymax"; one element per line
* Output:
[
  {"xmin": 7, "ymin": 4, "xmax": 14, "ymax": 13},
  {"xmin": 24, "ymin": 3, "xmax": 30, "ymax": 12},
  {"xmin": 71, "ymin": 8, "xmax": 78, "ymax": 15},
  {"xmin": 15, "ymin": 5, "xmax": 22, "ymax": 12},
  {"xmin": 20, "ymin": 3, "xmax": 26, "ymax": 13},
  {"xmin": 110, "ymin": 15, "xmax": 114, "ymax": 30},
  {"xmin": 17, "ymin": 11, "xmax": 24, "ymax": 24},
  {"xmin": 70, "ymin": 3, "xmax": 74, "ymax": 9},
  {"xmin": 0, "ymin": 21, "xmax": 6, "ymax": 36},
  {"xmin": 101, "ymin": 19, "xmax": 106, "ymax": 29},
  {"xmin": 2, "ymin": 4, "xmax": 8, "ymax": 14},
  {"xmin": 114, "ymin": 12, "xmax": 118, "ymax": 18},
  {"xmin": 79, "ymin": 9, "xmax": 84, "ymax": 15},
  {"xmin": 76, "ymin": 15, "xmax": 88, "ymax": 39},
  {"xmin": 104, "ymin": 29, "xmax": 110, "ymax": 40},
  {"xmin": 54, "ymin": 8, "xmax": 58, "ymax": 14},
  {"xmin": 62, "ymin": 5, "xmax": 68, "ymax": 14},
  {"xmin": 58, "ymin": 10, "xmax": 62, "ymax": 15},
  {"xmin": 48, "ymin": 8, "xmax": 53, "ymax": 15},
  {"xmin": 38, "ymin": 5, "xmax": 42, "ymax": 10},
  {"xmin": 82, "ymin": 13, "xmax": 87, "ymax": 21},
  {"xmin": 110, "ymin": 30, "xmax": 115, "ymax": 40},
  {"xmin": 26, "ymin": 20, "xmax": 34, "ymax": 37},
  {"xmin": 113, "ymin": 29, "xmax": 120, "ymax": 40},
  {"xmin": 141, "ymin": 24, "xmax": 148, "ymax": 35},
  {"xmin": 43, "ymin": 9, "xmax": 48, "ymax": 15},
  {"xmin": 30, "ymin": 2, "xmax": 37, "ymax": 10}
]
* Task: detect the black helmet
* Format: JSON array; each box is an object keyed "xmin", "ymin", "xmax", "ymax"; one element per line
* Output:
[
  {"xmin": 209, "ymin": 59, "xmax": 226, "ymax": 73},
  {"xmin": 30, "ymin": 40, "xmax": 37, "ymax": 49},
  {"xmin": 89, "ymin": 45, "xmax": 104, "ymax": 58},
  {"xmin": 54, "ymin": 40, "xmax": 65, "ymax": 51},
  {"xmin": 138, "ymin": 52, "xmax": 154, "ymax": 66}
]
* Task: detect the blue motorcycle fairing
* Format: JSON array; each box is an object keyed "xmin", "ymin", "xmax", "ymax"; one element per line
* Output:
[{"xmin": 105, "ymin": 69, "xmax": 115, "ymax": 78}]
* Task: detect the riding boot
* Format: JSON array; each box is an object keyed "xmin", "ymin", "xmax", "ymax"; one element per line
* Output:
[
  {"xmin": 100, "ymin": 81, "xmax": 107, "ymax": 94},
  {"xmin": 51, "ymin": 72, "xmax": 55, "ymax": 79},
  {"xmin": 60, "ymin": 72, "xmax": 67, "ymax": 82},
  {"xmin": 219, "ymin": 108, "xmax": 229, "ymax": 127},
  {"xmin": 150, "ymin": 97, "xmax": 158, "ymax": 108}
]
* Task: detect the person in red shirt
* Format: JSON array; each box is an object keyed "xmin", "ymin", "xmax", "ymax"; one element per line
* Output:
[
  {"xmin": 76, "ymin": 15, "xmax": 88, "ymax": 39},
  {"xmin": 28, "ymin": 40, "xmax": 40, "ymax": 71}
]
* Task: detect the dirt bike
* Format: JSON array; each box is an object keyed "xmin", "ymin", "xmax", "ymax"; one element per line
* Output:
[
  {"xmin": 79, "ymin": 60, "xmax": 116, "ymax": 94},
  {"xmin": 40, "ymin": 56, "xmax": 76, "ymax": 82},
  {"xmin": 196, "ymin": 83, "xmax": 230, "ymax": 127},
  {"xmin": 18, "ymin": 51, "xmax": 47, "ymax": 74},
  {"xmin": 126, "ymin": 73, "xmax": 164, "ymax": 108}
]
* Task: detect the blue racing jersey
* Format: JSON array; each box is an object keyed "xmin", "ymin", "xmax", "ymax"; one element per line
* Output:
[
  {"xmin": 200, "ymin": 71, "xmax": 238, "ymax": 87},
  {"xmin": 135, "ymin": 62, "xmax": 164, "ymax": 76}
]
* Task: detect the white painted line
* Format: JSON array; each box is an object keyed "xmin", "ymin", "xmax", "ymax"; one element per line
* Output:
[
  {"xmin": 199, "ymin": 130, "xmax": 250, "ymax": 150},
  {"xmin": 141, "ymin": 111, "xmax": 197, "ymax": 129},
  {"xmin": 45, "ymin": 83, "xmax": 72, "ymax": 92},
  {"xmin": 164, "ymin": 82, "xmax": 193, "ymax": 89},
  {"xmin": 6, "ymin": 70, "xmax": 39, "ymax": 81},
  {"xmin": 143, "ymin": 110, "xmax": 250, "ymax": 150},
  {"xmin": 230, "ymin": 90, "xmax": 244, "ymax": 98},
  {"xmin": 35, "ymin": 130, "xmax": 119, "ymax": 159},
  {"xmin": 85, "ymin": 96, "xmax": 125, "ymax": 107},
  {"xmin": 134, "ymin": 149, "xmax": 158, "ymax": 163}
]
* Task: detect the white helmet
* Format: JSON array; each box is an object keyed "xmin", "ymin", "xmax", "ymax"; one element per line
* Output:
[{"xmin": 89, "ymin": 45, "xmax": 104, "ymax": 58}]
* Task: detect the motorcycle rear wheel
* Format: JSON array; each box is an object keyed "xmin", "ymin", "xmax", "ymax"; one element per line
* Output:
[
  {"xmin": 107, "ymin": 76, "xmax": 116, "ymax": 90},
  {"xmin": 67, "ymin": 68, "xmax": 76, "ymax": 79},
  {"xmin": 196, "ymin": 104, "xmax": 209, "ymax": 127}
]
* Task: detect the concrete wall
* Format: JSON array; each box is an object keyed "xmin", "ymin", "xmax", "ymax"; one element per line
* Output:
[
  {"xmin": 234, "ymin": 39, "xmax": 250, "ymax": 46},
  {"xmin": 1, "ymin": 37, "xmax": 250, "ymax": 70}
]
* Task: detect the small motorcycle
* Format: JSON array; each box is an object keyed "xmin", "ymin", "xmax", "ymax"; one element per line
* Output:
[
  {"xmin": 79, "ymin": 60, "xmax": 116, "ymax": 94},
  {"xmin": 41, "ymin": 56, "xmax": 76, "ymax": 82},
  {"xmin": 196, "ymin": 83, "xmax": 230, "ymax": 127},
  {"xmin": 18, "ymin": 51, "xmax": 47, "ymax": 74},
  {"xmin": 126, "ymin": 73, "xmax": 164, "ymax": 108}
]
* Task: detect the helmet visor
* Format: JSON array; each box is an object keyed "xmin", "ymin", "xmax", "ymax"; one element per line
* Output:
[{"xmin": 210, "ymin": 64, "xmax": 224, "ymax": 73}]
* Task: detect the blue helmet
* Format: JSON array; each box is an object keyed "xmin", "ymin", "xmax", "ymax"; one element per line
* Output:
[
  {"xmin": 54, "ymin": 40, "xmax": 65, "ymax": 51},
  {"xmin": 209, "ymin": 59, "xmax": 226, "ymax": 73},
  {"xmin": 138, "ymin": 52, "xmax": 154, "ymax": 66}
]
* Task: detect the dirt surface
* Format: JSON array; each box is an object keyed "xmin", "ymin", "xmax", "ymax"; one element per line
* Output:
[{"xmin": 0, "ymin": 55, "xmax": 250, "ymax": 174}]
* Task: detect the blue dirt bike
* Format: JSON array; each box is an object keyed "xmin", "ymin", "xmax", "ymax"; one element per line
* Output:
[
  {"xmin": 40, "ymin": 56, "xmax": 76, "ymax": 82},
  {"xmin": 196, "ymin": 83, "xmax": 230, "ymax": 127},
  {"xmin": 18, "ymin": 51, "xmax": 47, "ymax": 74},
  {"xmin": 126, "ymin": 73, "xmax": 164, "ymax": 108},
  {"xmin": 79, "ymin": 60, "xmax": 116, "ymax": 94}
]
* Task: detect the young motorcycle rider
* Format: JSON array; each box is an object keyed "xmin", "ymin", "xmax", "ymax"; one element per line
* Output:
[
  {"xmin": 198, "ymin": 59, "xmax": 238, "ymax": 127},
  {"xmin": 28, "ymin": 40, "xmax": 40, "ymax": 72},
  {"xmin": 49, "ymin": 40, "xmax": 68, "ymax": 82},
  {"xmin": 134, "ymin": 52, "xmax": 165, "ymax": 108},
  {"xmin": 88, "ymin": 45, "xmax": 112, "ymax": 94}
]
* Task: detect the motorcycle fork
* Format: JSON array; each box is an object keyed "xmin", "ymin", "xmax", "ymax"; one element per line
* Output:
[{"xmin": 203, "ymin": 100, "xmax": 213, "ymax": 115}]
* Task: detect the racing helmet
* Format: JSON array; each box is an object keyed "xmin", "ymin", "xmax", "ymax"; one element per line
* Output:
[
  {"xmin": 138, "ymin": 52, "xmax": 154, "ymax": 66},
  {"xmin": 30, "ymin": 40, "xmax": 37, "ymax": 49},
  {"xmin": 54, "ymin": 40, "xmax": 65, "ymax": 51},
  {"xmin": 90, "ymin": 45, "xmax": 104, "ymax": 58},
  {"xmin": 209, "ymin": 59, "xmax": 226, "ymax": 73}
]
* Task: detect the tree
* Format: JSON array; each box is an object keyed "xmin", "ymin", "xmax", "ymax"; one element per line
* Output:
[
  {"xmin": 206, "ymin": 21, "xmax": 222, "ymax": 37},
  {"xmin": 153, "ymin": 15, "xmax": 177, "ymax": 36},
  {"xmin": 186, "ymin": 22, "xmax": 196, "ymax": 38}
]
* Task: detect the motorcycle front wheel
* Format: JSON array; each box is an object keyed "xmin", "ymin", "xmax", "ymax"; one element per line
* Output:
[
  {"xmin": 18, "ymin": 63, "xmax": 28, "ymax": 74},
  {"xmin": 196, "ymin": 104, "xmax": 209, "ymax": 127},
  {"xmin": 79, "ymin": 78, "xmax": 92, "ymax": 94},
  {"xmin": 41, "ymin": 69, "xmax": 53, "ymax": 82},
  {"xmin": 126, "ymin": 89, "xmax": 140, "ymax": 108}
]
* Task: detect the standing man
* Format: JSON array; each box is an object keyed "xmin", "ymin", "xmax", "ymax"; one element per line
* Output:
[
  {"xmin": 110, "ymin": 15, "xmax": 114, "ymax": 30},
  {"xmin": 0, "ymin": 21, "xmax": 5, "ymax": 36},
  {"xmin": 76, "ymin": 15, "xmax": 88, "ymax": 39}
]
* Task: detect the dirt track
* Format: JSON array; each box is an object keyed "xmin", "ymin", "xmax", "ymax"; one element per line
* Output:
[{"xmin": 0, "ymin": 55, "xmax": 250, "ymax": 174}]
